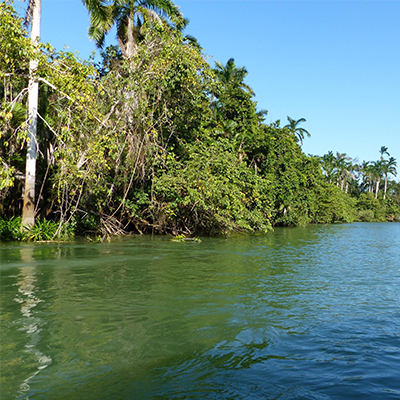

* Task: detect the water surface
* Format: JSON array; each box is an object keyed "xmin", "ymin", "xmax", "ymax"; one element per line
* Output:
[{"xmin": 1, "ymin": 223, "xmax": 400, "ymax": 399}]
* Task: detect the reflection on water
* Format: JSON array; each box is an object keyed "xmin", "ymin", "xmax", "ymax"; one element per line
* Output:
[
  {"xmin": 1, "ymin": 223, "xmax": 400, "ymax": 399},
  {"xmin": 13, "ymin": 247, "xmax": 52, "ymax": 397}
]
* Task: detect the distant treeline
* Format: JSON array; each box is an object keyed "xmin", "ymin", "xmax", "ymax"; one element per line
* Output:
[{"xmin": 1, "ymin": 2, "xmax": 399, "ymax": 241}]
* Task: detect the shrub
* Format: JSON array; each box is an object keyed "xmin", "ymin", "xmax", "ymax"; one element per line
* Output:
[
  {"xmin": 0, "ymin": 217, "xmax": 74, "ymax": 241},
  {"xmin": 358, "ymin": 209, "xmax": 375, "ymax": 222},
  {"xmin": 356, "ymin": 193, "xmax": 386, "ymax": 221},
  {"xmin": 151, "ymin": 139, "xmax": 273, "ymax": 234},
  {"xmin": 0, "ymin": 217, "xmax": 23, "ymax": 240}
]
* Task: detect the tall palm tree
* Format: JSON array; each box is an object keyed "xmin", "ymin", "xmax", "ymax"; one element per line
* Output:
[
  {"xmin": 213, "ymin": 58, "xmax": 254, "ymax": 95},
  {"xmin": 22, "ymin": 0, "xmax": 41, "ymax": 227},
  {"xmin": 284, "ymin": 116, "xmax": 310, "ymax": 145},
  {"xmin": 334, "ymin": 152, "xmax": 353, "ymax": 191},
  {"xmin": 342, "ymin": 161, "xmax": 355, "ymax": 193},
  {"xmin": 211, "ymin": 58, "xmax": 258, "ymax": 144},
  {"xmin": 382, "ymin": 157, "xmax": 397, "ymax": 199},
  {"xmin": 371, "ymin": 160, "xmax": 384, "ymax": 199},
  {"xmin": 320, "ymin": 151, "xmax": 336, "ymax": 183},
  {"xmin": 361, "ymin": 161, "xmax": 375, "ymax": 193},
  {"xmin": 85, "ymin": 0, "xmax": 186, "ymax": 59},
  {"xmin": 379, "ymin": 145, "xmax": 389, "ymax": 160}
]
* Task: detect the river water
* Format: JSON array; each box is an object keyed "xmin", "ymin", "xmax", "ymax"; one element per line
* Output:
[{"xmin": 1, "ymin": 222, "xmax": 400, "ymax": 399}]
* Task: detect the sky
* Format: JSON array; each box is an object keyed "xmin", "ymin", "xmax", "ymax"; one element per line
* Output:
[{"xmin": 15, "ymin": 0, "xmax": 400, "ymax": 176}]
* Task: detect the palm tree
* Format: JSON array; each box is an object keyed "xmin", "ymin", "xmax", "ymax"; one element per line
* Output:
[
  {"xmin": 379, "ymin": 145, "xmax": 389, "ymax": 160},
  {"xmin": 21, "ymin": 0, "xmax": 41, "ymax": 227},
  {"xmin": 371, "ymin": 160, "xmax": 384, "ymax": 199},
  {"xmin": 334, "ymin": 152, "xmax": 353, "ymax": 191},
  {"xmin": 342, "ymin": 161, "xmax": 355, "ymax": 193},
  {"xmin": 382, "ymin": 157, "xmax": 397, "ymax": 199},
  {"xmin": 284, "ymin": 116, "xmax": 310, "ymax": 145},
  {"xmin": 256, "ymin": 109, "xmax": 268, "ymax": 126},
  {"xmin": 211, "ymin": 58, "xmax": 258, "ymax": 144},
  {"xmin": 213, "ymin": 58, "xmax": 254, "ymax": 95},
  {"xmin": 85, "ymin": 0, "xmax": 186, "ymax": 59},
  {"xmin": 360, "ymin": 161, "xmax": 374, "ymax": 193},
  {"xmin": 320, "ymin": 151, "xmax": 335, "ymax": 183}
]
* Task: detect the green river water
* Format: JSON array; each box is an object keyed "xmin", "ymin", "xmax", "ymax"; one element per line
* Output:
[{"xmin": 1, "ymin": 222, "xmax": 400, "ymax": 399}]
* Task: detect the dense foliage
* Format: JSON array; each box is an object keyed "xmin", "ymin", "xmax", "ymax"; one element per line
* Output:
[{"xmin": 1, "ymin": 2, "xmax": 399, "ymax": 240}]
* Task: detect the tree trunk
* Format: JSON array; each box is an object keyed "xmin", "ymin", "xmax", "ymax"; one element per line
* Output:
[
  {"xmin": 375, "ymin": 178, "xmax": 380, "ymax": 199},
  {"xmin": 383, "ymin": 176, "xmax": 388, "ymax": 200},
  {"xmin": 118, "ymin": 16, "xmax": 137, "ymax": 59},
  {"xmin": 340, "ymin": 177, "xmax": 345, "ymax": 191},
  {"xmin": 22, "ymin": 0, "xmax": 41, "ymax": 227},
  {"xmin": 117, "ymin": 15, "xmax": 139, "ymax": 133}
]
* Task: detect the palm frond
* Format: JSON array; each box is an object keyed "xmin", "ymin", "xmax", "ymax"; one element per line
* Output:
[
  {"xmin": 85, "ymin": 0, "xmax": 187, "ymax": 58},
  {"xmin": 88, "ymin": 25, "xmax": 106, "ymax": 48},
  {"xmin": 183, "ymin": 35, "xmax": 201, "ymax": 50},
  {"xmin": 82, "ymin": 0, "xmax": 110, "ymax": 26}
]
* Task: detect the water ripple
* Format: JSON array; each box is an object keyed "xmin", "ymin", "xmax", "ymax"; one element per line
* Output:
[{"xmin": 1, "ymin": 223, "xmax": 400, "ymax": 399}]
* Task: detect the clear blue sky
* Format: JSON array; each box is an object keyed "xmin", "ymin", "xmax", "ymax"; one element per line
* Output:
[{"xmin": 16, "ymin": 0, "xmax": 400, "ymax": 176}]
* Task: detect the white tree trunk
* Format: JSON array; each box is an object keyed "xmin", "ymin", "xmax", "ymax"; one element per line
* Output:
[
  {"xmin": 383, "ymin": 176, "xmax": 388, "ymax": 200},
  {"xmin": 375, "ymin": 178, "xmax": 380, "ymax": 199},
  {"xmin": 22, "ymin": 0, "xmax": 41, "ymax": 227},
  {"xmin": 340, "ymin": 177, "xmax": 345, "ymax": 191}
]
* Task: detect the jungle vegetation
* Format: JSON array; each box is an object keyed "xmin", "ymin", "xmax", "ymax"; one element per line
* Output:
[{"xmin": 1, "ymin": 1, "xmax": 399, "ymax": 240}]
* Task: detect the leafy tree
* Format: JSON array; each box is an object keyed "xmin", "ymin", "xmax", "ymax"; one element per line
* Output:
[
  {"xmin": 48, "ymin": 28, "xmax": 215, "ymax": 235},
  {"xmin": 248, "ymin": 125, "xmax": 325, "ymax": 226},
  {"xmin": 152, "ymin": 138, "xmax": 272, "ymax": 234},
  {"xmin": 0, "ymin": 2, "xmax": 33, "ymax": 200},
  {"xmin": 314, "ymin": 183, "xmax": 357, "ymax": 224},
  {"xmin": 1, "ymin": 2, "xmax": 101, "ymax": 234},
  {"xmin": 357, "ymin": 192, "xmax": 386, "ymax": 221}
]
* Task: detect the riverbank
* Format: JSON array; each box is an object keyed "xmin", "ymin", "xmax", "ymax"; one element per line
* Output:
[{"xmin": 1, "ymin": 201, "xmax": 399, "ymax": 243}]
